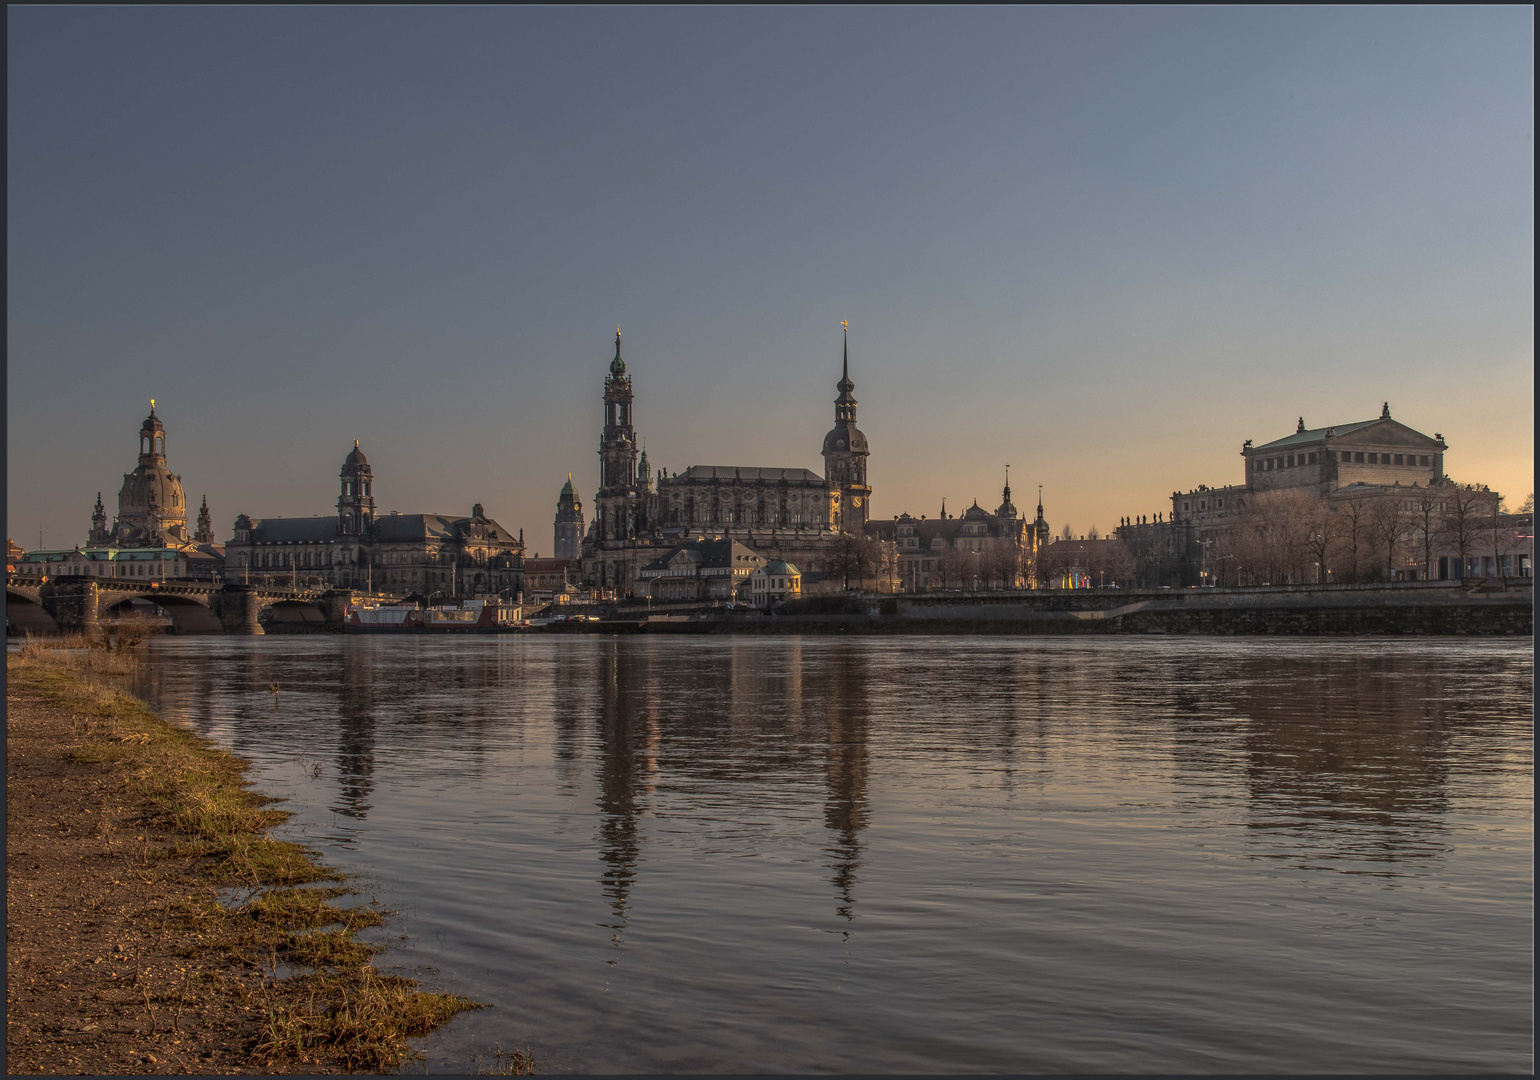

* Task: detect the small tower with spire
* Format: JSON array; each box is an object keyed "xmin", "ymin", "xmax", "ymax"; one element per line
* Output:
[
  {"xmin": 997, "ymin": 465, "xmax": 1018, "ymax": 519},
  {"xmin": 89, "ymin": 492, "xmax": 110, "ymax": 546},
  {"xmin": 194, "ymin": 496, "xmax": 214, "ymax": 544}
]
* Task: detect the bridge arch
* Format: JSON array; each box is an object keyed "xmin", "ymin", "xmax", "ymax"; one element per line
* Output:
[
  {"xmin": 261, "ymin": 598, "xmax": 329, "ymax": 629},
  {"xmin": 102, "ymin": 592, "xmax": 224, "ymax": 634},
  {"xmin": 6, "ymin": 587, "xmax": 59, "ymax": 635}
]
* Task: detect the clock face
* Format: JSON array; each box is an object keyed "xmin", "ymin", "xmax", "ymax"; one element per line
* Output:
[{"xmin": 852, "ymin": 496, "xmax": 863, "ymax": 507}]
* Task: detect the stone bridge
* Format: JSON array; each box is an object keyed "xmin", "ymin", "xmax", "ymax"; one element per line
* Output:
[{"xmin": 5, "ymin": 575, "xmax": 370, "ymax": 636}]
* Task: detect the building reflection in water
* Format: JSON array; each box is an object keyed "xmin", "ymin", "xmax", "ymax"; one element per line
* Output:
[
  {"xmin": 821, "ymin": 643, "xmax": 869, "ymax": 931},
  {"xmin": 594, "ymin": 639, "xmax": 647, "ymax": 950},
  {"xmin": 330, "ymin": 644, "xmax": 378, "ymax": 821},
  {"xmin": 1203, "ymin": 651, "xmax": 1469, "ymax": 873}
]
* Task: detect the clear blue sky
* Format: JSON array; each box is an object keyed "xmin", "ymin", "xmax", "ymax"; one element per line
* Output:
[{"xmin": 8, "ymin": 7, "xmax": 1533, "ymax": 552}]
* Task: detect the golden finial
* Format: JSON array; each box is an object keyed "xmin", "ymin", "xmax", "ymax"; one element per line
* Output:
[
  {"xmin": 150, "ymin": 398, "xmax": 155, "ymax": 411},
  {"xmin": 354, "ymin": 439, "xmax": 359, "ymax": 448},
  {"xmin": 840, "ymin": 320, "xmax": 848, "ymax": 333},
  {"xmin": 616, "ymin": 325, "xmax": 621, "ymax": 338}
]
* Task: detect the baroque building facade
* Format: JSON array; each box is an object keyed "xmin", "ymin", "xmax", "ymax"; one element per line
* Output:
[
  {"xmin": 225, "ymin": 442, "xmax": 525, "ymax": 598},
  {"xmin": 1117, "ymin": 404, "xmax": 1464, "ymax": 586},
  {"xmin": 869, "ymin": 473, "xmax": 1050, "ymax": 590},
  {"xmin": 16, "ymin": 404, "xmax": 223, "ymax": 583},
  {"xmin": 579, "ymin": 330, "xmax": 876, "ymax": 597}
]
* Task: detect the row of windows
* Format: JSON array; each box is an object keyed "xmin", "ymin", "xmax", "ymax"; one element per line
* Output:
[{"xmin": 1255, "ymin": 450, "xmax": 1432, "ymax": 471}]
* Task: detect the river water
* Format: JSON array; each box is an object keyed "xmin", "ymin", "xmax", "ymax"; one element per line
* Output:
[{"xmin": 128, "ymin": 635, "xmax": 1532, "ymax": 1074}]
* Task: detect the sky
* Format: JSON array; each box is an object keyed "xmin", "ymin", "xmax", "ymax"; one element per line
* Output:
[{"xmin": 7, "ymin": 7, "xmax": 1533, "ymax": 554}]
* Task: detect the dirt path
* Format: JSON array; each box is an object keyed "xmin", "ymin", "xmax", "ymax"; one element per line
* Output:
[{"xmin": 6, "ymin": 647, "xmax": 509, "ymax": 1074}]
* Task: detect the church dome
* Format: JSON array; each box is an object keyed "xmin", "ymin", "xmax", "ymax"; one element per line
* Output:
[
  {"xmin": 822, "ymin": 424, "xmax": 868, "ymax": 456},
  {"xmin": 344, "ymin": 440, "xmax": 368, "ymax": 467},
  {"xmin": 119, "ymin": 464, "xmax": 184, "ymax": 515}
]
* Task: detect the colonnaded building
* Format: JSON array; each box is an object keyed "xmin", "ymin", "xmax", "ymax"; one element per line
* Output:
[
  {"xmin": 579, "ymin": 330, "xmax": 873, "ymax": 596},
  {"xmin": 225, "ymin": 442, "xmax": 525, "ymax": 598},
  {"xmin": 1114, "ymin": 403, "xmax": 1490, "ymax": 585},
  {"xmin": 15, "ymin": 404, "xmax": 223, "ymax": 582}
]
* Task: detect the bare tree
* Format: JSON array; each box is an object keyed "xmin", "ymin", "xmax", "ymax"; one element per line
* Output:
[
  {"xmin": 1058, "ymin": 523, "xmax": 1074, "ymax": 542},
  {"xmin": 1366, "ymin": 492, "xmax": 1413, "ymax": 580},
  {"xmin": 1087, "ymin": 539, "xmax": 1136, "ymax": 586},
  {"xmin": 1438, "ymin": 484, "xmax": 1491, "ymax": 578},
  {"xmin": 1408, "ymin": 483, "xmax": 1447, "ymax": 581},
  {"xmin": 826, "ymin": 532, "xmax": 865, "ymax": 590},
  {"xmin": 936, "ymin": 545, "xmax": 968, "ymax": 590},
  {"xmin": 872, "ymin": 538, "xmax": 902, "ymax": 594},
  {"xmin": 1038, "ymin": 540, "xmax": 1085, "ymax": 587},
  {"xmin": 1487, "ymin": 494, "xmax": 1516, "ymax": 578},
  {"xmin": 1331, "ymin": 495, "xmax": 1373, "ymax": 584}
]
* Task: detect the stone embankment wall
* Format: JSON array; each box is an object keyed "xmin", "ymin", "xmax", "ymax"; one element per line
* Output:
[{"xmin": 694, "ymin": 580, "xmax": 1533, "ymax": 636}]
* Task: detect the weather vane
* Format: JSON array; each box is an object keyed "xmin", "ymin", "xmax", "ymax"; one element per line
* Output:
[{"xmin": 840, "ymin": 319, "xmax": 848, "ymax": 333}]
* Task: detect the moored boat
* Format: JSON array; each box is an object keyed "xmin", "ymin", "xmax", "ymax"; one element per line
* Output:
[{"xmin": 345, "ymin": 599, "xmax": 525, "ymax": 633}]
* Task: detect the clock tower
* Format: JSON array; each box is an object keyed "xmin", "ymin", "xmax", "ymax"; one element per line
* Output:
[{"xmin": 820, "ymin": 331, "xmax": 872, "ymax": 532}]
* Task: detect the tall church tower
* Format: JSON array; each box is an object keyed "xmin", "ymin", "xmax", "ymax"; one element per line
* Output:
[
  {"xmin": 595, "ymin": 329, "xmax": 641, "ymax": 541},
  {"xmin": 821, "ymin": 330, "xmax": 872, "ymax": 532},
  {"xmin": 337, "ymin": 441, "xmax": 376, "ymax": 536},
  {"xmin": 554, "ymin": 474, "xmax": 585, "ymax": 559}
]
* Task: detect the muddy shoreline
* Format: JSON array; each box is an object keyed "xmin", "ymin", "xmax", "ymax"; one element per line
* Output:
[{"xmin": 5, "ymin": 644, "xmax": 520, "ymax": 1075}]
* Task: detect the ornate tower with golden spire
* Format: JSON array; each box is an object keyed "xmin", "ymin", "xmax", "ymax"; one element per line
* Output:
[{"xmin": 820, "ymin": 325, "xmax": 872, "ymax": 531}]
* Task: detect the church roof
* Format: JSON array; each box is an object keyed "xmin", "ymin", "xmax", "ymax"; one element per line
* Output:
[
  {"xmin": 375, "ymin": 514, "xmax": 517, "ymax": 542},
  {"xmin": 1252, "ymin": 411, "xmax": 1442, "ymax": 453},
  {"xmin": 1253, "ymin": 419, "xmax": 1379, "ymax": 451},
  {"xmin": 248, "ymin": 517, "xmax": 344, "ymax": 543},
  {"xmin": 242, "ymin": 513, "xmax": 518, "ymax": 544},
  {"xmin": 672, "ymin": 465, "xmax": 825, "ymax": 484}
]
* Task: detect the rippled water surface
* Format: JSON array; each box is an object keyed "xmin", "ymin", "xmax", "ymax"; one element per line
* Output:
[{"xmin": 131, "ymin": 636, "xmax": 1532, "ymax": 1074}]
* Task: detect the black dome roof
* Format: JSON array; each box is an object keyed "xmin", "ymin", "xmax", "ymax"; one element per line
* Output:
[{"xmin": 822, "ymin": 425, "xmax": 868, "ymax": 456}]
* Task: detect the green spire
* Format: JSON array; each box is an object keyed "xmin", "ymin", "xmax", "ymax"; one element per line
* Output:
[{"xmin": 610, "ymin": 326, "xmax": 626, "ymax": 375}]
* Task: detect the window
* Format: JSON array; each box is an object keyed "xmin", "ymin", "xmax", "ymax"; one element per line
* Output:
[
  {"xmin": 1393, "ymin": 454, "xmax": 1404, "ymax": 465},
  {"xmin": 1286, "ymin": 455, "xmax": 1294, "ymax": 467},
  {"xmin": 1307, "ymin": 453, "xmax": 1316, "ymax": 464},
  {"xmin": 1419, "ymin": 455, "xmax": 1430, "ymax": 466},
  {"xmin": 1355, "ymin": 452, "xmax": 1365, "ymax": 463}
]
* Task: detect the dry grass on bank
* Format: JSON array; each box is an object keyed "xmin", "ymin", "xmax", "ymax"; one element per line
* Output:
[{"xmin": 7, "ymin": 643, "xmax": 517, "ymax": 1074}]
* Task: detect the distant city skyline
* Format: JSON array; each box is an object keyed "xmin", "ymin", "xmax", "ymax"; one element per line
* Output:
[{"xmin": 8, "ymin": 7, "xmax": 1532, "ymax": 553}]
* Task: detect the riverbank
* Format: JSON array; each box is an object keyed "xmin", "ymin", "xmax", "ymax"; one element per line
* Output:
[{"xmin": 5, "ymin": 642, "xmax": 518, "ymax": 1074}]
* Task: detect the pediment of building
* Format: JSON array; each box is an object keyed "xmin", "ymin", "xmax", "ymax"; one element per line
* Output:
[{"xmin": 1328, "ymin": 419, "xmax": 1442, "ymax": 449}]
